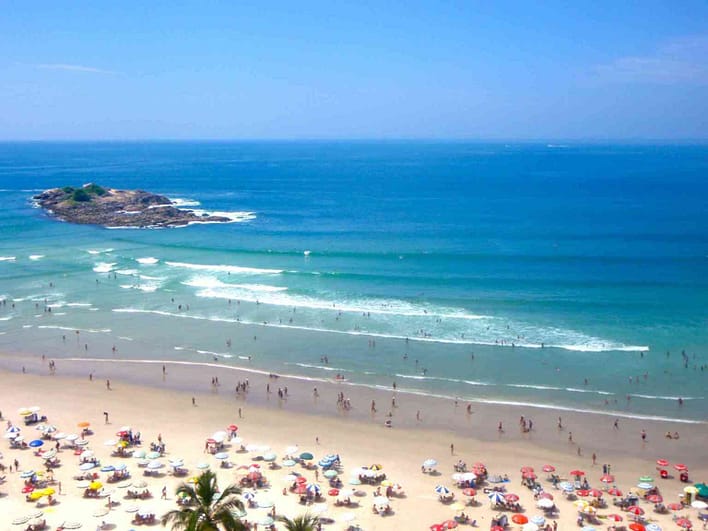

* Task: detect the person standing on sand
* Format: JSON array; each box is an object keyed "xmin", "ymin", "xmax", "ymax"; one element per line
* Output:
[
  {"xmin": 592, "ymin": 452, "xmax": 597, "ymax": 465},
  {"xmin": 106, "ymin": 379, "xmax": 111, "ymax": 390},
  {"xmin": 103, "ymin": 411, "xmax": 109, "ymax": 424},
  {"xmin": 568, "ymin": 432, "xmax": 573, "ymax": 443},
  {"xmin": 192, "ymin": 397, "xmax": 196, "ymax": 406}
]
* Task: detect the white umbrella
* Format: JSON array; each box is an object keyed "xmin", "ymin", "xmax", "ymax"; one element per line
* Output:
[
  {"xmin": 488, "ymin": 491, "xmax": 505, "ymax": 505},
  {"xmin": 340, "ymin": 513, "xmax": 356, "ymax": 522},
  {"xmin": 214, "ymin": 452, "xmax": 229, "ymax": 460},
  {"xmin": 373, "ymin": 496, "xmax": 390, "ymax": 506},
  {"xmin": 147, "ymin": 460, "xmax": 163, "ymax": 470},
  {"xmin": 423, "ymin": 459, "xmax": 438, "ymax": 468},
  {"xmin": 65, "ymin": 434, "xmax": 79, "ymax": 441},
  {"xmin": 691, "ymin": 500, "xmax": 708, "ymax": 510},
  {"xmin": 103, "ymin": 439, "xmax": 117, "ymax": 446},
  {"xmin": 41, "ymin": 449, "xmax": 57, "ymax": 459},
  {"xmin": 522, "ymin": 524, "xmax": 539, "ymax": 531},
  {"xmin": 53, "ymin": 432, "xmax": 66, "ymax": 440},
  {"xmin": 75, "ymin": 439, "xmax": 89, "ymax": 447}
]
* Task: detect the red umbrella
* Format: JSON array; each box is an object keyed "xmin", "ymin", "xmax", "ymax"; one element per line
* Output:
[
  {"xmin": 491, "ymin": 527, "xmax": 504, "ymax": 531},
  {"xmin": 296, "ymin": 476, "xmax": 307, "ymax": 484},
  {"xmin": 656, "ymin": 459, "xmax": 669, "ymax": 467},
  {"xmin": 539, "ymin": 492, "xmax": 554, "ymax": 500},
  {"xmin": 668, "ymin": 503, "xmax": 684, "ymax": 511},
  {"xmin": 473, "ymin": 462, "xmax": 485, "ymax": 468},
  {"xmin": 443, "ymin": 520, "xmax": 458, "ymax": 529},
  {"xmin": 520, "ymin": 466, "xmax": 534, "ymax": 473},
  {"xmin": 627, "ymin": 506, "xmax": 645, "ymax": 516},
  {"xmin": 674, "ymin": 464, "xmax": 688, "ymax": 471},
  {"xmin": 676, "ymin": 518, "xmax": 693, "ymax": 529},
  {"xmin": 462, "ymin": 488, "xmax": 476, "ymax": 496},
  {"xmin": 511, "ymin": 514, "xmax": 528, "ymax": 525},
  {"xmin": 505, "ymin": 493, "xmax": 519, "ymax": 502},
  {"xmin": 206, "ymin": 438, "xmax": 216, "ymax": 444},
  {"xmin": 430, "ymin": 525, "xmax": 444, "ymax": 531},
  {"xmin": 629, "ymin": 523, "xmax": 646, "ymax": 531},
  {"xmin": 608, "ymin": 487, "xmax": 623, "ymax": 496},
  {"xmin": 250, "ymin": 463, "xmax": 261, "ymax": 468},
  {"xmin": 647, "ymin": 494, "xmax": 663, "ymax": 503},
  {"xmin": 589, "ymin": 489, "xmax": 603, "ymax": 498},
  {"xmin": 227, "ymin": 424, "xmax": 238, "ymax": 431},
  {"xmin": 607, "ymin": 514, "xmax": 623, "ymax": 522},
  {"xmin": 294, "ymin": 484, "xmax": 307, "ymax": 495},
  {"xmin": 576, "ymin": 489, "xmax": 590, "ymax": 497},
  {"xmin": 600, "ymin": 474, "xmax": 615, "ymax": 483},
  {"xmin": 542, "ymin": 464, "xmax": 555, "ymax": 473},
  {"xmin": 22, "ymin": 485, "xmax": 35, "ymax": 493},
  {"xmin": 328, "ymin": 488, "xmax": 339, "ymax": 496},
  {"xmin": 472, "ymin": 466, "xmax": 486, "ymax": 475},
  {"xmin": 247, "ymin": 472, "xmax": 261, "ymax": 481},
  {"xmin": 570, "ymin": 469, "xmax": 585, "ymax": 476},
  {"xmin": 523, "ymin": 471, "xmax": 537, "ymax": 480}
]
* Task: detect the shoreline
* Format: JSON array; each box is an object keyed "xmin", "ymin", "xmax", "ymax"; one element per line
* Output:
[{"xmin": 2, "ymin": 350, "xmax": 706, "ymax": 465}]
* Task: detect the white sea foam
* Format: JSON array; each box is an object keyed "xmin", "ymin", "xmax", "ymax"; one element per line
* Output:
[
  {"xmin": 136, "ymin": 257, "xmax": 159, "ymax": 265},
  {"xmin": 187, "ymin": 209, "xmax": 257, "ymax": 224},
  {"xmin": 165, "ymin": 261, "xmax": 282, "ymax": 275},
  {"xmin": 37, "ymin": 325, "xmax": 111, "ymax": 333},
  {"xmin": 92, "ymin": 262, "xmax": 116, "ymax": 273},
  {"xmin": 168, "ymin": 198, "xmax": 201, "ymax": 207},
  {"xmin": 29, "ymin": 255, "xmax": 45, "ymax": 261},
  {"xmin": 183, "ymin": 276, "xmax": 287, "ymax": 293},
  {"xmin": 87, "ymin": 249, "xmax": 114, "ymax": 255},
  {"xmin": 629, "ymin": 393, "xmax": 704, "ymax": 401},
  {"xmin": 0, "ymin": 316, "xmax": 12, "ymax": 321},
  {"xmin": 115, "ymin": 269, "xmax": 139, "ymax": 276},
  {"xmin": 0, "ymin": 256, "xmax": 17, "ymax": 261},
  {"xmin": 117, "ymin": 336, "xmax": 134, "ymax": 341},
  {"xmin": 292, "ymin": 362, "xmax": 350, "ymax": 372},
  {"xmin": 66, "ymin": 303, "xmax": 92, "ymax": 307},
  {"xmin": 120, "ymin": 284, "xmax": 159, "ymax": 292}
]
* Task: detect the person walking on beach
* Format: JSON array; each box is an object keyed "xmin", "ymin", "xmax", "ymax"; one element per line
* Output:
[
  {"xmin": 103, "ymin": 411, "xmax": 109, "ymax": 424},
  {"xmin": 161, "ymin": 486, "xmax": 167, "ymax": 499},
  {"xmin": 192, "ymin": 397, "xmax": 196, "ymax": 406},
  {"xmin": 106, "ymin": 379, "xmax": 111, "ymax": 390},
  {"xmin": 450, "ymin": 443, "xmax": 454, "ymax": 455},
  {"xmin": 568, "ymin": 432, "xmax": 573, "ymax": 443},
  {"xmin": 592, "ymin": 452, "xmax": 597, "ymax": 465},
  {"xmin": 641, "ymin": 429, "xmax": 647, "ymax": 442}
]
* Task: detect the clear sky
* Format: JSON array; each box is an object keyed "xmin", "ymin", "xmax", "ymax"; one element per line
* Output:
[{"xmin": 1, "ymin": 0, "xmax": 707, "ymax": 140}]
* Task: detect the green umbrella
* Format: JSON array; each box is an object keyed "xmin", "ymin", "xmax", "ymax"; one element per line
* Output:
[
  {"xmin": 263, "ymin": 453, "xmax": 277, "ymax": 462},
  {"xmin": 282, "ymin": 459, "xmax": 296, "ymax": 467},
  {"xmin": 324, "ymin": 469, "xmax": 338, "ymax": 479},
  {"xmin": 639, "ymin": 476, "xmax": 654, "ymax": 483},
  {"xmin": 300, "ymin": 452, "xmax": 314, "ymax": 461}
]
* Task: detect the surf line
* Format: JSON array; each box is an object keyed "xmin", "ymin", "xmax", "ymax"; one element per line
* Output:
[{"xmin": 61, "ymin": 357, "xmax": 706, "ymax": 425}]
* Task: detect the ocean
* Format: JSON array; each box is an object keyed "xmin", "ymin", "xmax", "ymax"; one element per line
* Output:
[{"xmin": 0, "ymin": 141, "xmax": 706, "ymax": 422}]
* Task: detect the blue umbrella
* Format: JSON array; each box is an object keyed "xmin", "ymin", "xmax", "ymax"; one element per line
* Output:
[
  {"xmin": 101, "ymin": 465, "xmax": 115, "ymax": 472},
  {"xmin": 80, "ymin": 462, "xmax": 96, "ymax": 471},
  {"xmin": 435, "ymin": 485, "xmax": 452, "ymax": 496},
  {"xmin": 29, "ymin": 439, "xmax": 44, "ymax": 448},
  {"xmin": 531, "ymin": 515, "xmax": 546, "ymax": 526},
  {"xmin": 114, "ymin": 463, "xmax": 127, "ymax": 471},
  {"xmin": 646, "ymin": 524, "xmax": 662, "ymax": 531},
  {"xmin": 306, "ymin": 484, "xmax": 321, "ymax": 496},
  {"xmin": 488, "ymin": 491, "xmax": 505, "ymax": 505}
]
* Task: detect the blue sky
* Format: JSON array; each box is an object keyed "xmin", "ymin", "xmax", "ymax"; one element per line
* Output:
[{"xmin": 1, "ymin": 0, "xmax": 707, "ymax": 140}]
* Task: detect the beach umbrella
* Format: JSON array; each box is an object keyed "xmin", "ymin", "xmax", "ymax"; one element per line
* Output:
[
  {"xmin": 530, "ymin": 515, "xmax": 545, "ymax": 526},
  {"xmin": 41, "ymin": 449, "xmax": 57, "ymax": 459},
  {"xmin": 646, "ymin": 525, "xmax": 662, "ymax": 531},
  {"xmin": 147, "ymin": 460, "xmax": 163, "ymax": 470},
  {"xmin": 560, "ymin": 482, "xmax": 574, "ymax": 493},
  {"xmin": 323, "ymin": 469, "xmax": 338, "ymax": 479},
  {"xmin": 674, "ymin": 464, "xmax": 688, "ymax": 471},
  {"xmin": 442, "ymin": 520, "xmax": 458, "ymax": 529},
  {"xmin": 607, "ymin": 514, "xmax": 623, "ymax": 522},
  {"xmin": 79, "ymin": 462, "xmax": 95, "ymax": 471},
  {"xmin": 656, "ymin": 459, "xmax": 669, "ymax": 467},
  {"xmin": 115, "ymin": 462, "xmax": 127, "ymax": 470},
  {"xmin": 89, "ymin": 481, "xmax": 103, "ymax": 491},
  {"xmin": 692, "ymin": 501, "xmax": 708, "ymax": 510},
  {"xmin": 581, "ymin": 527, "xmax": 596, "ymax": 531},
  {"xmin": 169, "ymin": 459, "xmax": 184, "ymax": 468},
  {"xmin": 348, "ymin": 477, "xmax": 361, "ymax": 485},
  {"xmin": 306, "ymin": 484, "xmax": 321, "ymax": 496},
  {"xmin": 29, "ymin": 439, "xmax": 44, "ymax": 448},
  {"xmin": 263, "ymin": 452, "xmax": 277, "ymax": 462},
  {"xmin": 520, "ymin": 466, "xmax": 534, "ymax": 473},
  {"xmin": 146, "ymin": 451, "xmax": 161, "ymax": 460},
  {"xmin": 488, "ymin": 491, "xmax": 505, "ymax": 505},
  {"xmin": 600, "ymin": 474, "xmax": 615, "ymax": 483},
  {"xmin": 65, "ymin": 434, "xmax": 79, "ymax": 442},
  {"xmin": 639, "ymin": 475, "xmax": 654, "ymax": 483},
  {"xmin": 60, "ymin": 523, "xmax": 82, "ymax": 530},
  {"xmin": 542, "ymin": 464, "xmax": 555, "ymax": 473},
  {"xmin": 12, "ymin": 516, "xmax": 30, "ymax": 526},
  {"xmin": 538, "ymin": 492, "xmax": 553, "ymax": 500},
  {"xmin": 627, "ymin": 506, "xmax": 645, "ymax": 516},
  {"xmin": 20, "ymin": 470, "xmax": 35, "ymax": 478},
  {"xmin": 282, "ymin": 459, "xmax": 296, "ymax": 467},
  {"xmin": 423, "ymin": 459, "xmax": 438, "ymax": 468},
  {"xmin": 435, "ymin": 485, "xmax": 452, "ymax": 496},
  {"xmin": 638, "ymin": 482, "xmax": 654, "ymax": 490},
  {"xmin": 75, "ymin": 439, "xmax": 89, "ymax": 447},
  {"xmin": 522, "ymin": 524, "xmax": 539, "ymax": 531},
  {"xmin": 22, "ymin": 485, "xmax": 35, "ymax": 494},
  {"xmin": 100, "ymin": 465, "xmax": 115, "ymax": 473},
  {"xmin": 328, "ymin": 488, "xmax": 340, "ymax": 497},
  {"xmin": 124, "ymin": 505, "xmax": 139, "ymax": 513},
  {"xmin": 512, "ymin": 514, "xmax": 529, "ymax": 525},
  {"xmin": 629, "ymin": 524, "xmax": 646, "ymax": 531},
  {"xmin": 41, "ymin": 425, "xmax": 56, "ymax": 434},
  {"xmin": 574, "ymin": 500, "xmax": 589, "ymax": 510},
  {"xmin": 214, "ymin": 452, "xmax": 229, "ymax": 460},
  {"xmin": 668, "ymin": 503, "xmax": 684, "ymax": 511},
  {"xmin": 505, "ymin": 493, "xmax": 519, "ymax": 502},
  {"xmin": 77, "ymin": 421, "xmax": 90, "ymax": 428},
  {"xmin": 536, "ymin": 498, "xmax": 554, "ymax": 509},
  {"xmin": 133, "ymin": 450, "xmax": 146, "ymax": 459},
  {"xmin": 588, "ymin": 489, "xmax": 603, "ymax": 498},
  {"xmin": 462, "ymin": 488, "xmax": 476, "ymax": 497},
  {"xmin": 258, "ymin": 516, "xmax": 274, "ymax": 527},
  {"xmin": 647, "ymin": 494, "xmax": 663, "ymax": 503},
  {"xmin": 196, "ymin": 462, "xmax": 209, "ymax": 470},
  {"xmin": 7, "ymin": 425, "xmax": 21, "ymax": 434},
  {"xmin": 299, "ymin": 452, "xmax": 314, "ymax": 461},
  {"xmin": 570, "ymin": 469, "xmax": 585, "ymax": 476},
  {"xmin": 675, "ymin": 518, "xmax": 692, "ymax": 529},
  {"xmin": 257, "ymin": 497, "xmax": 274, "ymax": 509},
  {"xmin": 608, "ymin": 487, "xmax": 622, "ymax": 496},
  {"xmin": 460, "ymin": 472, "xmax": 476, "ymax": 481}
]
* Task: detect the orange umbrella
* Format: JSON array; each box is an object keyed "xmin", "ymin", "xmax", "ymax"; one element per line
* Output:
[
  {"xmin": 511, "ymin": 514, "xmax": 528, "ymax": 525},
  {"xmin": 629, "ymin": 524, "xmax": 645, "ymax": 531},
  {"xmin": 77, "ymin": 421, "xmax": 90, "ymax": 428}
]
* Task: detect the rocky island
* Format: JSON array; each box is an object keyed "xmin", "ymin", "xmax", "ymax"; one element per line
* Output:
[{"xmin": 33, "ymin": 184, "xmax": 231, "ymax": 228}]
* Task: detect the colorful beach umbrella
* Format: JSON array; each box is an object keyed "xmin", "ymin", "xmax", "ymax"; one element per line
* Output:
[
  {"xmin": 29, "ymin": 439, "xmax": 44, "ymax": 448},
  {"xmin": 542, "ymin": 464, "xmax": 555, "ymax": 473},
  {"xmin": 656, "ymin": 459, "xmax": 669, "ymax": 467},
  {"xmin": 570, "ymin": 469, "xmax": 585, "ymax": 476},
  {"xmin": 512, "ymin": 514, "xmax": 528, "ymax": 525},
  {"xmin": 675, "ymin": 518, "xmax": 692, "ymax": 529},
  {"xmin": 627, "ymin": 506, "xmax": 644, "ymax": 516},
  {"xmin": 629, "ymin": 524, "xmax": 646, "ymax": 531}
]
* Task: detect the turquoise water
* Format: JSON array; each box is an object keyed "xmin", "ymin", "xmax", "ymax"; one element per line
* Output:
[{"xmin": 0, "ymin": 141, "xmax": 706, "ymax": 421}]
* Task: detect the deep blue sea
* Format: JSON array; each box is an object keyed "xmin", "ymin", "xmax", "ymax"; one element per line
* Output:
[{"xmin": 0, "ymin": 141, "xmax": 706, "ymax": 422}]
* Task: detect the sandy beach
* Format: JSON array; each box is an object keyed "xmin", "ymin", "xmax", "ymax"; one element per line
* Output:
[{"xmin": 1, "ymin": 352, "xmax": 706, "ymax": 530}]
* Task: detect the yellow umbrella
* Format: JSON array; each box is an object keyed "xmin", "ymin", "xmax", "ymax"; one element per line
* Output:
[
  {"xmin": 381, "ymin": 480, "xmax": 394, "ymax": 487},
  {"xmin": 450, "ymin": 502, "xmax": 467, "ymax": 511},
  {"xmin": 187, "ymin": 476, "xmax": 199, "ymax": 484},
  {"xmin": 684, "ymin": 486, "xmax": 698, "ymax": 494},
  {"xmin": 89, "ymin": 481, "xmax": 103, "ymax": 491},
  {"xmin": 574, "ymin": 500, "xmax": 589, "ymax": 509},
  {"xmin": 29, "ymin": 491, "xmax": 45, "ymax": 501},
  {"xmin": 41, "ymin": 488, "xmax": 56, "ymax": 496},
  {"xmin": 19, "ymin": 410, "xmax": 32, "ymax": 417}
]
